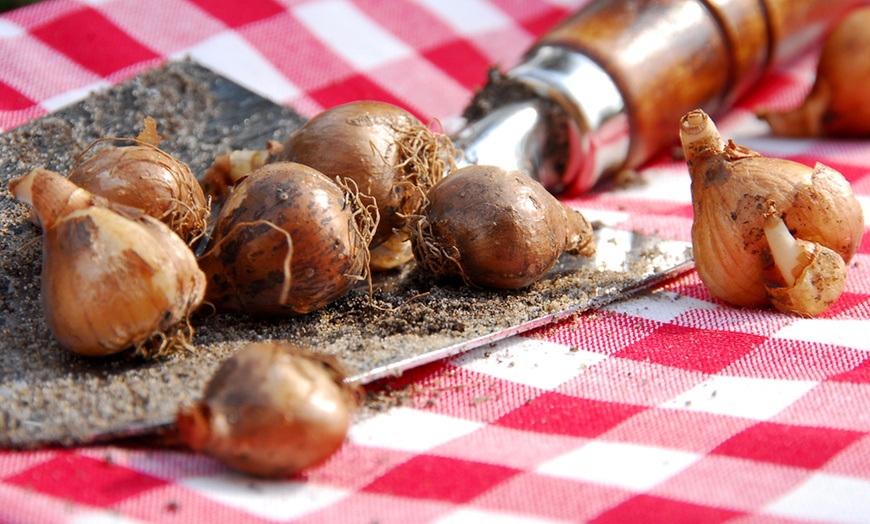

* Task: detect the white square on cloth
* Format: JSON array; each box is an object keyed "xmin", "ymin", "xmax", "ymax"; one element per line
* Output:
[
  {"xmin": 412, "ymin": 0, "xmax": 513, "ymax": 34},
  {"xmin": 764, "ymin": 472, "xmax": 870, "ymax": 523},
  {"xmin": 181, "ymin": 473, "xmax": 349, "ymax": 521},
  {"xmin": 0, "ymin": 19, "xmax": 24, "ymax": 38},
  {"xmin": 660, "ymin": 375, "xmax": 818, "ymax": 420},
  {"xmin": 773, "ymin": 319, "xmax": 870, "ymax": 352},
  {"xmin": 433, "ymin": 507, "xmax": 567, "ymax": 524},
  {"xmin": 452, "ymin": 337, "xmax": 608, "ymax": 390},
  {"xmin": 41, "ymin": 81, "xmax": 111, "ymax": 112},
  {"xmin": 536, "ymin": 440, "xmax": 700, "ymax": 492},
  {"xmin": 602, "ymin": 163, "xmax": 692, "ymax": 204},
  {"xmin": 604, "ymin": 290, "xmax": 718, "ymax": 324},
  {"xmin": 176, "ymin": 31, "xmax": 300, "ymax": 104},
  {"xmin": 293, "ymin": 0, "xmax": 412, "ymax": 69},
  {"xmin": 348, "ymin": 407, "xmax": 484, "ymax": 452},
  {"xmin": 70, "ymin": 512, "xmax": 143, "ymax": 524}
]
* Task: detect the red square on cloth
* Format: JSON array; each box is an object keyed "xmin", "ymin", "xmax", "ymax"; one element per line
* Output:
[
  {"xmin": 515, "ymin": 5, "xmax": 572, "ymax": 37},
  {"xmin": 615, "ymin": 324, "xmax": 766, "ymax": 374},
  {"xmin": 591, "ymin": 494, "xmax": 745, "ymax": 524},
  {"xmin": 362, "ymin": 454, "xmax": 520, "ymax": 504},
  {"xmin": 831, "ymin": 357, "xmax": 870, "ymax": 384},
  {"xmin": 493, "ymin": 392, "xmax": 647, "ymax": 437},
  {"xmin": 423, "ymin": 40, "xmax": 492, "ymax": 91},
  {"xmin": 31, "ymin": 7, "xmax": 159, "ymax": 78},
  {"xmin": 4, "ymin": 452, "xmax": 167, "ymax": 507},
  {"xmin": 308, "ymin": 74, "xmax": 412, "ymax": 118},
  {"xmin": 0, "ymin": 80, "xmax": 34, "ymax": 111},
  {"xmin": 711, "ymin": 421, "xmax": 865, "ymax": 469},
  {"xmin": 472, "ymin": 472, "xmax": 635, "ymax": 522},
  {"xmin": 188, "ymin": 0, "xmax": 284, "ymax": 28}
]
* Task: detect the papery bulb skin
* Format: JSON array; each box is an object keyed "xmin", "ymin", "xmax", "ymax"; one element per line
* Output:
[
  {"xmin": 8, "ymin": 168, "xmax": 93, "ymax": 230},
  {"xmin": 780, "ymin": 163, "xmax": 864, "ymax": 262},
  {"xmin": 68, "ymin": 118, "xmax": 209, "ymax": 244},
  {"xmin": 69, "ymin": 145, "xmax": 208, "ymax": 243},
  {"xmin": 43, "ymin": 207, "xmax": 206, "ymax": 355},
  {"xmin": 680, "ymin": 109, "xmax": 863, "ymax": 308},
  {"xmin": 762, "ymin": 203, "xmax": 847, "ymax": 317},
  {"xmin": 765, "ymin": 240, "xmax": 847, "ymax": 317},
  {"xmin": 9, "ymin": 169, "xmax": 206, "ymax": 356}
]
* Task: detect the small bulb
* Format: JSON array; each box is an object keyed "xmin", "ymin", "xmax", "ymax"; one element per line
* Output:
[{"xmin": 177, "ymin": 342, "xmax": 358, "ymax": 478}]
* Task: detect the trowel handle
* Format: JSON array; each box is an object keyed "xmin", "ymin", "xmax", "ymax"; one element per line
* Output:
[{"xmin": 529, "ymin": 0, "xmax": 862, "ymax": 190}]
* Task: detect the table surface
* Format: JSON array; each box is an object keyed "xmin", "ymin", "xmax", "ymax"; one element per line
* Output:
[{"xmin": 2, "ymin": 0, "xmax": 870, "ymax": 523}]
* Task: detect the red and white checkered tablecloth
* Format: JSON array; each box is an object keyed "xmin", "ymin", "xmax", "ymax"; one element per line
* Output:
[{"xmin": 3, "ymin": 0, "xmax": 870, "ymax": 522}]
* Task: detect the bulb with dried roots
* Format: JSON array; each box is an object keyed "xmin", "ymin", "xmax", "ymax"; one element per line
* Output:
[
  {"xmin": 68, "ymin": 117, "xmax": 209, "ymax": 244},
  {"xmin": 202, "ymin": 101, "xmax": 457, "ymax": 270},
  {"xmin": 409, "ymin": 164, "xmax": 596, "ymax": 290},
  {"xmin": 197, "ymin": 162, "xmax": 376, "ymax": 316}
]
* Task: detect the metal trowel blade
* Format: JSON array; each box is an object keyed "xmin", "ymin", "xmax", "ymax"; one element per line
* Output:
[{"xmin": 0, "ymin": 61, "xmax": 693, "ymax": 449}]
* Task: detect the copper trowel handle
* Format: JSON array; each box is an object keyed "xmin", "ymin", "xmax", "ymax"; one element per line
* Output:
[
  {"xmin": 476, "ymin": 0, "xmax": 863, "ymax": 194},
  {"xmin": 541, "ymin": 0, "xmax": 861, "ymax": 170}
]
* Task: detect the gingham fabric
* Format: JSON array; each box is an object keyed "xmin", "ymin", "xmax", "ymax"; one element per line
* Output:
[{"xmin": 2, "ymin": 0, "xmax": 870, "ymax": 522}]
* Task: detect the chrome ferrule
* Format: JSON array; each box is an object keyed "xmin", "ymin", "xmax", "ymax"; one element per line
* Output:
[{"xmin": 453, "ymin": 45, "xmax": 630, "ymax": 194}]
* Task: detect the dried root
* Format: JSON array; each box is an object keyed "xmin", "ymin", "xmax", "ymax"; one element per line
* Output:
[{"xmin": 409, "ymin": 213, "xmax": 473, "ymax": 287}]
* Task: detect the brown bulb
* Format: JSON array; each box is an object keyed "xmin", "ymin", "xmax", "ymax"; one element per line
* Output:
[
  {"xmin": 410, "ymin": 164, "xmax": 595, "ymax": 289},
  {"xmin": 9, "ymin": 168, "xmax": 205, "ymax": 356},
  {"xmin": 680, "ymin": 109, "xmax": 862, "ymax": 312},
  {"xmin": 177, "ymin": 342, "xmax": 358, "ymax": 478}
]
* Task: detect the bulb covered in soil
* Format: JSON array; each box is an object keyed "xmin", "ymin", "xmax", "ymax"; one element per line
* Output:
[
  {"xmin": 197, "ymin": 162, "xmax": 376, "ymax": 316},
  {"xmin": 203, "ymin": 101, "xmax": 456, "ymax": 270}
]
